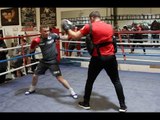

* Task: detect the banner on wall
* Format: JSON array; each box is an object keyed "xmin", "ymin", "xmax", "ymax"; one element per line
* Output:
[
  {"xmin": 1, "ymin": 8, "xmax": 19, "ymax": 26},
  {"xmin": 21, "ymin": 7, "xmax": 37, "ymax": 31},
  {"xmin": 40, "ymin": 8, "xmax": 56, "ymax": 27}
]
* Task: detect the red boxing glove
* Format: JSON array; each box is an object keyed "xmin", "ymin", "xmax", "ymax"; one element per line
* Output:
[{"xmin": 30, "ymin": 37, "xmax": 40, "ymax": 49}]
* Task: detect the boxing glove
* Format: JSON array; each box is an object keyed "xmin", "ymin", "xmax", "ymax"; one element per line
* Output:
[
  {"xmin": 30, "ymin": 37, "xmax": 40, "ymax": 49},
  {"xmin": 61, "ymin": 19, "xmax": 74, "ymax": 33}
]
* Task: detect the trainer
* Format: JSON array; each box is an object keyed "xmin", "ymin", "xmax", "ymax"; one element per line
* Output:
[{"xmin": 61, "ymin": 11, "xmax": 127, "ymax": 112}]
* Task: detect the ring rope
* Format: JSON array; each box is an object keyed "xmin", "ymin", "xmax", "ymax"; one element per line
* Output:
[
  {"xmin": 0, "ymin": 30, "xmax": 160, "ymax": 77},
  {"xmin": 62, "ymin": 56, "xmax": 160, "ymax": 63},
  {"xmin": 118, "ymin": 38, "xmax": 160, "ymax": 42},
  {"xmin": 61, "ymin": 49, "xmax": 88, "ymax": 53},
  {"xmin": 60, "ymin": 40, "xmax": 85, "ymax": 44},
  {"xmin": 0, "ymin": 44, "xmax": 30, "ymax": 52},
  {"xmin": 61, "ymin": 49, "xmax": 160, "ymax": 56},
  {"xmin": 0, "ymin": 34, "xmax": 41, "ymax": 40},
  {"xmin": 115, "ymin": 30, "xmax": 160, "ymax": 34},
  {"xmin": 0, "ymin": 61, "xmax": 39, "ymax": 76},
  {"xmin": 0, "ymin": 42, "xmax": 159, "ymax": 53},
  {"xmin": 0, "ymin": 52, "xmax": 41, "ymax": 63}
]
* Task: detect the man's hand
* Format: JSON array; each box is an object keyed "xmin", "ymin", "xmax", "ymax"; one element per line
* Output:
[
  {"xmin": 30, "ymin": 37, "xmax": 40, "ymax": 49},
  {"xmin": 61, "ymin": 19, "xmax": 74, "ymax": 33}
]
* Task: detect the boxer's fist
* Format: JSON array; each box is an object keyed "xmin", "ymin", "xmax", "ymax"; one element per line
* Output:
[
  {"xmin": 30, "ymin": 37, "xmax": 40, "ymax": 49},
  {"xmin": 61, "ymin": 19, "xmax": 74, "ymax": 32}
]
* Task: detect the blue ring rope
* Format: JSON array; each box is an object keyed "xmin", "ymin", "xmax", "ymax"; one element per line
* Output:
[{"xmin": 0, "ymin": 52, "xmax": 41, "ymax": 63}]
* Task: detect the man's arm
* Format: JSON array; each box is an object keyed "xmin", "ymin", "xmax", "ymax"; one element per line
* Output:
[
  {"xmin": 61, "ymin": 19, "xmax": 83, "ymax": 39},
  {"xmin": 67, "ymin": 30, "xmax": 83, "ymax": 39}
]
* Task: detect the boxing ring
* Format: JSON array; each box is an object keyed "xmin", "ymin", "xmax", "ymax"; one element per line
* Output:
[
  {"xmin": 0, "ymin": 30, "xmax": 160, "ymax": 112},
  {"xmin": 60, "ymin": 30, "xmax": 160, "ymax": 73}
]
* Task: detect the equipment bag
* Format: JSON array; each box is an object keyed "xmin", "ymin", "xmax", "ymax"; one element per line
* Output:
[{"xmin": 85, "ymin": 23, "xmax": 94, "ymax": 55}]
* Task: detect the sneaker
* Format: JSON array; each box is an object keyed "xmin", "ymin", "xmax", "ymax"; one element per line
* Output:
[
  {"xmin": 28, "ymin": 70, "xmax": 33, "ymax": 74},
  {"xmin": 70, "ymin": 89, "xmax": 78, "ymax": 99},
  {"xmin": 129, "ymin": 51, "xmax": 134, "ymax": 54},
  {"xmin": 78, "ymin": 101, "xmax": 90, "ymax": 110},
  {"xmin": 25, "ymin": 90, "xmax": 36, "ymax": 95},
  {"xmin": 71, "ymin": 93, "xmax": 78, "ymax": 99},
  {"xmin": 119, "ymin": 106, "xmax": 127, "ymax": 112}
]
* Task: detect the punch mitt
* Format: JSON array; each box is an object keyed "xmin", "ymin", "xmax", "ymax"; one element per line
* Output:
[{"xmin": 61, "ymin": 19, "xmax": 74, "ymax": 33}]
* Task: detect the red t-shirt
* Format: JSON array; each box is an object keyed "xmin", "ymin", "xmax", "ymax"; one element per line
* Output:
[{"xmin": 80, "ymin": 21, "xmax": 114, "ymax": 56}]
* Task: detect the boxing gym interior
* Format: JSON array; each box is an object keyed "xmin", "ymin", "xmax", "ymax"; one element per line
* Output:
[{"xmin": 0, "ymin": 8, "xmax": 160, "ymax": 112}]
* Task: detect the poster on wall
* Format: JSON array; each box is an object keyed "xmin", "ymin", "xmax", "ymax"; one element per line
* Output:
[
  {"xmin": 21, "ymin": 7, "xmax": 37, "ymax": 31},
  {"xmin": 40, "ymin": 8, "xmax": 56, "ymax": 27},
  {"xmin": 1, "ymin": 8, "xmax": 19, "ymax": 26}
]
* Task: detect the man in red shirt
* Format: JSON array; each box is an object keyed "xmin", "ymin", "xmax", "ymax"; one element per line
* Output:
[{"xmin": 62, "ymin": 11, "xmax": 127, "ymax": 112}]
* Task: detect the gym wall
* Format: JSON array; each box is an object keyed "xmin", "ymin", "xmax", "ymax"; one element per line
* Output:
[{"xmin": 0, "ymin": 7, "xmax": 160, "ymax": 40}]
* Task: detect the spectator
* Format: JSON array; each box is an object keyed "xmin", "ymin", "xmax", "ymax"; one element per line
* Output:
[
  {"xmin": 130, "ymin": 23, "xmax": 146, "ymax": 54},
  {"xmin": 11, "ymin": 35, "xmax": 32, "ymax": 77},
  {"xmin": 68, "ymin": 26, "xmax": 81, "ymax": 56},
  {"xmin": 0, "ymin": 39, "xmax": 8, "ymax": 84},
  {"xmin": 150, "ymin": 20, "xmax": 160, "ymax": 47}
]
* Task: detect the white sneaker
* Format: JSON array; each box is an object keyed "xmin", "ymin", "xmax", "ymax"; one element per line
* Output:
[
  {"xmin": 119, "ymin": 106, "xmax": 127, "ymax": 112},
  {"xmin": 28, "ymin": 70, "xmax": 33, "ymax": 74},
  {"xmin": 71, "ymin": 93, "xmax": 78, "ymax": 99},
  {"xmin": 25, "ymin": 90, "xmax": 36, "ymax": 95},
  {"xmin": 78, "ymin": 101, "xmax": 91, "ymax": 110},
  {"xmin": 69, "ymin": 88, "xmax": 78, "ymax": 99}
]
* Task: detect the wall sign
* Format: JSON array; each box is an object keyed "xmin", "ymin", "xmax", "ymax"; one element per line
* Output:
[
  {"xmin": 21, "ymin": 7, "xmax": 37, "ymax": 31},
  {"xmin": 1, "ymin": 8, "xmax": 19, "ymax": 26},
  {"xmin": 40, "ymin": 8, "xmax": 56, "ymax": 27}
]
